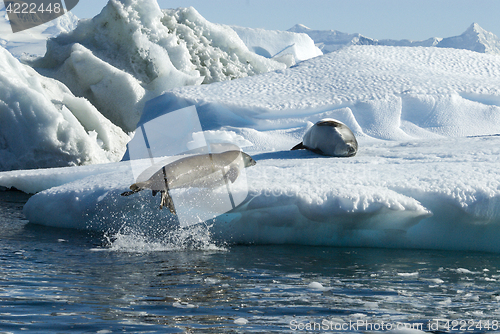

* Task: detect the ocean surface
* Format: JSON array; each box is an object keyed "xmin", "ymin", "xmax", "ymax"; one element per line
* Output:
[{"xmin": 2, "ymin": 190, "xmax": 500, "ymax": 334}]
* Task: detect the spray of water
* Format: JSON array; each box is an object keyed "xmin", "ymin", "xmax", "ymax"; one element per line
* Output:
[{"xmin": 93, "ymin": 222, "xmax": 226, "ymax": 253}]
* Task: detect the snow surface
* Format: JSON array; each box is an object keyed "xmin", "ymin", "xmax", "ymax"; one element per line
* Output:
[
  {"xmin": 153, "ymin": 46, "xmax": 500, "ymax": 141},
  {"xmin": 290, "ymin": 23, "xmax": 500, "ymax": 55},
  {"xmin": 0, "ymin": 4, "xmax": 79, "ymax": 58},
  {"xmin": 29, "ymin": 0, "xmax": 286, "ymax": 132},
  {"xmin": 1, "ymin": 44, "xmax": 499, "ymax": 252},
  {"xmin": 0, "ymin": 45, "xmax": 129, "ymax": 171}
]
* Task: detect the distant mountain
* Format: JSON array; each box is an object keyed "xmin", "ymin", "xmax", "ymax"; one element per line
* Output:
[
  {"xmin": 437, "ymin": 23, "xmax": 500, "ymax": 54},
  {"xmin": 0, "ymin": 5, "xmax": 79, "ymax": 57},
  {"xmin": 289, "ymin": 23, "xmax": 500, "ymax": 55}
]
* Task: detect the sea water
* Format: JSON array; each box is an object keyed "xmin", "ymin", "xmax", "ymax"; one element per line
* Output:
[{"xmin": 1, "ymin": 190, "xmax": 500, "ymax": 333}]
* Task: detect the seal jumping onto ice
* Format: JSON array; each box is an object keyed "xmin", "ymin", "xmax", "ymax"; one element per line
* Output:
[
  {"xmin": 121, "ymin": 150, "xmax": 256, "ymax": 214},
  {"xmin": 291, "ymin": 118, "xmax": 358, "ymax": 157}
]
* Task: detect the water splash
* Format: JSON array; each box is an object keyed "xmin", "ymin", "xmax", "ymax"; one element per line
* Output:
[{"xmin": 93, "ymin": 223, "xmax": 226, "ymax": 253}]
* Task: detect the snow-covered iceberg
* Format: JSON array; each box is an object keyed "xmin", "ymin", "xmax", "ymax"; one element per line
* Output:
[
  {"xmin": 437, "ymin": 23, "xmax": 500, "ymax": 54},
  {"xmin": 4, "ymin": 44, "xmax": 500, "ymax": 252},
  {"xmin": 10, "ymin": 131, "xmax": 500, "ymax": 252},
  {"xmin": 290, "ymin": 23, "xmax": 500, "ymax": 55},
  {"xmin": 30, "ymin": 0, "xmax": 286, "ymax": 132},
  {"xmin": 288, "ymin": 24, "xmax": 441, "ymax": 53},
  {"xmin": 231, "ymin": 26, "xmax": 322, "ymax": 65},
  {"xmin": 0, "ymin": 45, "xmax": 129, "ymax": 171},
  {"xmin": 288, "ymin": 24, "xmax": 383, "ymax": 53}
]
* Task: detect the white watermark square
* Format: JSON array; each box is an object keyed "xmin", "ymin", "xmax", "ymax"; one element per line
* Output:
[{"xmin": 125, "ymin": 105, "xmax": 251, "ymax": 227}]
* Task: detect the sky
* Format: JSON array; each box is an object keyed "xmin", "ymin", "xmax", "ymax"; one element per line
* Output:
[{"xmin": 69, "ymin": 0, "xmax": 500, "ymax": 41}]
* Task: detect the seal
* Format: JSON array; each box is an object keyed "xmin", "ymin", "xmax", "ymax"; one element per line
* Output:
[
  {"xmin": 121, "ymin": 150, "xmax": 256, "ymax": 214},
  {"xmin": 291, "ymin": 118, "xmax": 358, "ymax": 157}
]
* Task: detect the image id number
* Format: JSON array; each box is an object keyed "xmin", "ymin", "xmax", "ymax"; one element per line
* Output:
[{"xmin": 5, "ymin": 1, "xmax": 62, "ymax": 14}]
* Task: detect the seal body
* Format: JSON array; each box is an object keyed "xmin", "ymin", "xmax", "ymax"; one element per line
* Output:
[
  {"xmin": 121, "ymin": 150, "xmax": 256, "ymax": 213},
  {"xmin": 291, "ymin": 118, "xmax": 358, "ymax": 157}
]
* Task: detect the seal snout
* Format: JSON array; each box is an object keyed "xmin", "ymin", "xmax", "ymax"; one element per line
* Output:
[{"xmin": 347, "ymin": 144, "xmax": 357, "ymax": 157}]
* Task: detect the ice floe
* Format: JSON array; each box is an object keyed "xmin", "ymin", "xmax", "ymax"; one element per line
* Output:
[{"xmin": 2, "ymin": 0, "xmax": 500, "ymax": 253}]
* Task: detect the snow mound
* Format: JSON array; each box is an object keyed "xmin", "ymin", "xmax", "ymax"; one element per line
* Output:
[
  {"xmin": 290, "ymin": 23, "xmax": 500, "ymax": 55},
  {"xmin": 150, "ymin": 45, "xmax": 500, "ymax": 143},
  {"xmin": 0, "ymin": 45, "xmax": 129, "ymax": 171},
  {"xmin": 231, "ymin": 26, "xmax": 322, "ymax": 65},
  {"xmin": 0, "ymin": 5, "xmax": 79, "ymax": 57},
  {"xmin": 30, "ymin": 0, "xmax": 285, "ymax": 132}
]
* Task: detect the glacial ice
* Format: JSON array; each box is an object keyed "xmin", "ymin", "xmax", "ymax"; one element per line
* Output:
[
  {"xmin": 29, "ymin": 0, "xmax": 286, "ymax": 132},
  {"xmin": 0, "ymin": 45, "xmax": 129, "ymax": 171},
  {"xmin": 290, "ymin": 22, "xmax": 500, "ymax": 56},
  {"xmin": 231, "ymin": 25, "xmax": 322, "ymax": 65},
  {"xmin": 12, "ymin": 133, "xmax": 500, "ymax": 253}
]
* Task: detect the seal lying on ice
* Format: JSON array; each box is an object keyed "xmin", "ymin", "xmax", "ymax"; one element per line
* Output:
[
  {"xmin": 291, "ymin": 118, "xmax": 358, "ymax": 157},
  {"xmin": 121, "ymin": 150, "xmax": 256, "ymax": 214}
]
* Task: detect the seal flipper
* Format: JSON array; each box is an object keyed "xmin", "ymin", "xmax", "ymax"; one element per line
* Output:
[
  {"xmin": 291, "ymin": 142, "xmax": 305, "ymax": 150},
  {"xmin": 309, "ymin": 147, "xmax": 326, "ymax": 155},
  {"xmin": 121, "ymin": 182, "xmax": 146, "ymax": 196},
  {"xmin": 121, "ymin": 190, "xmax": 136, "ymax": 196},
  {"xmin": 160, "ymin": 190, "xmax": 176, "ymax": 214}
]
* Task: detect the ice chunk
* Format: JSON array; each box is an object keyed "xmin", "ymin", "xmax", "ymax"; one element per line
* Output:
[
  {"xmin": 234, "ymin": 318, "xmax": 248, "ymax": 325},
  {"xmin": 231, "ymin": 26, "xmax": 322, "ymax": 63},
  {"xmin": 30, "ymin": 0, "xmax": 285, "ymax": 132},
  {"xmin": 0, "ymin": 46, "xmax": 129, "ymax": 171}
]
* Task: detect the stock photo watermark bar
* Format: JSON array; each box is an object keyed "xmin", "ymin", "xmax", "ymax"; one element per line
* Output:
[{"xmin": 289, "ymin": 319, "xmax": 500, "ymax": 331}]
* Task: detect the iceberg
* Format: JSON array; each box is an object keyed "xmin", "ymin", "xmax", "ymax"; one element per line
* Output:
[
  {"xmin": 3, "ymin": 44, "xmax": 500, "ymax": 252},
  {"xmin": 8, "ymin": 134, "xmax": 500, "ymax": 252},
  {"xmin": 290, "ymin": 23, "xmax": 500, "ymax": 55},
  {"xmin": 29, "ymin": 0, "xmax": 286, "ymax": 132},
  {"xmin": 231, "ymin": 26, "xmax": 322, "ymax": 65},
  {"xmin": 153, "ymin": 46, "xmax": 500, "ymax": 141},
  {"xmin": 0, "ymin": 45, "xmax": 129, "ymax": 171},
  {"xmin": 437, "ymin": 23, "xmax": 500, "ymax": 55},
  {"xmin": 288, "ymin": 23, "xmax": 382, "ymax": 53}
]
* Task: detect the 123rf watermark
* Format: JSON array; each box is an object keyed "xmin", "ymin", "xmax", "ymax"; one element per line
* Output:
[{"xmin": 290, "ymin": 319, "xmax": 500, "ymax": 331}]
